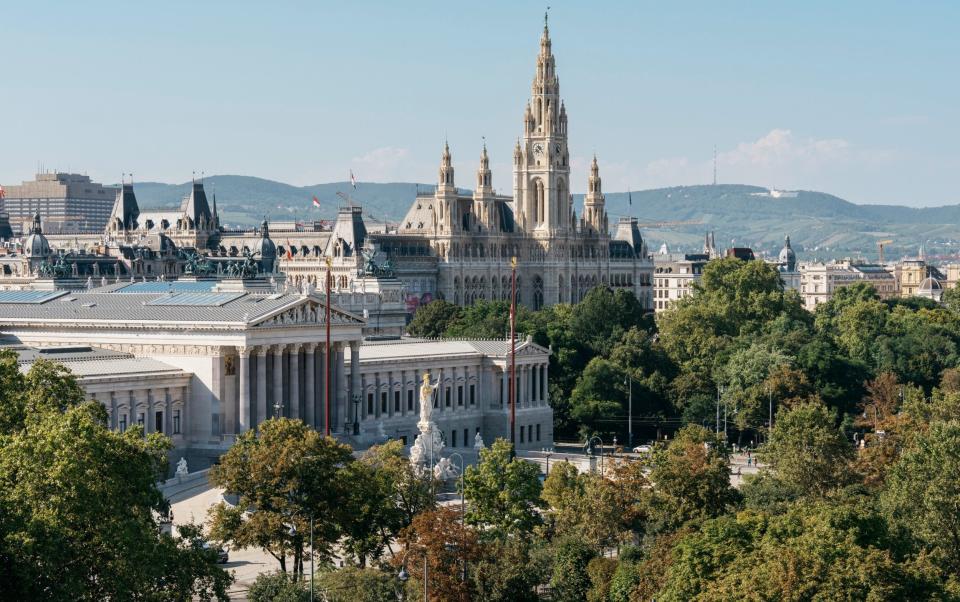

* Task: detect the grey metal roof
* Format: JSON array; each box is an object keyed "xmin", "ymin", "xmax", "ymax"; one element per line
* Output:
[
  {"xmin": 115, "ymin": 281, "xmax": 217, "ymax": 294},
  {"xmin": 0, "ymin": 290, "xmax": 69, "ymax": 304},
  {"xmin": 0, "ymin": 289, "xmax": 307, "ymax": 325},
  {"xmin": 6, "ymin": 345, "xmax": 187, "ymax": 379},
  {"xmin": 359, "ymin": 337, "xmax": 547, "ymax": 361}
]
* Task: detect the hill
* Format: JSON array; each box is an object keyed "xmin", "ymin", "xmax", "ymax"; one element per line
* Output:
[{"xmin": 133, "ymin": 176, "xmax": 960, "ymax": 262}]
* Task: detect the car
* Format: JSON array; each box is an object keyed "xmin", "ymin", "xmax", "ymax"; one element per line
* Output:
[
  {"xmin": 632, "ymin": 445, "xmax": 652, "ymax": 454},
  {"xmin": 202, "ymin": 541, "xmax": 229, "ymax": 564}
]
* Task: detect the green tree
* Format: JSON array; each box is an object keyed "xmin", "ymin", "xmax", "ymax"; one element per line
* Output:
[
  {"xmin": 406, "ymin": 299, "xmax": 463, "ymax": 338},
  {"xmin": 881, "ymin": 420, "xmax": 960, "ymax": 572},
  {"xmin": 0, "ymin": 400, "xmax": 231, "ymax": 600},
  {"xmin": 586, "ymin": 556, "xmax": 617, "ymax": 602},
  {"xmin": 647, "ymin": 425, "xmax": 739, "ymax": 532},
  {"xmin": 569, "ymin": 357, "xmax": 624, "ymax": 438},
  {"xmin": 209, "ymin": 418, "xmax": 354, "ymax": 576},
  {"xmin": 463, "ymin": 438, "xmax": 544, "ymax": 539},
  {"xmin": 568, "ymin": 286, "xmax": 647, "ymax": 356},
  {"xmin": 248, "ymin": 571, "xmax": 309, "ymax": 602},
  {"xmin": 338, "ymin": 440, "xmax": 436, "ymax": 567},
  {"xmin": 315, "ymin": 566, "xmax": 400, "ymax": 602},
  {"xmin": 757, "ymin": 400, "xmax": 854, "ymax": 498},
  {"xmin": 550, "ymin": 536, "xmax": 596, "ymax": 602},
  {"xmin": 471, "ymin": 538, "xmax": 547, "ymax": 602}
]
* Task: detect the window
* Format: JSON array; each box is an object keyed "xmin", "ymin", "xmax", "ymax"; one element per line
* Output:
[
  {"xmin": 536, "ymin": 424, "xmax": 541, "ymax": 441},
  {"xmin": 381, "ymin": 392, "xmax": 388, "ymax": 414},
  {"xmin": 458, "ymin": 386, "xmax": 463, "ymax": 406},
  {"xmin": 464, "ymin": 428, "xmax": 469, "ymax": 446},
  {"xmin": 155, "ymin": 411, "xmax": 164, "ymax": 434},
  {"xmin": 407, "ymin": 389, "xmax": 414, "ymax": 411},
  {"xmin": 394, "ymin": 391, "xmax": 401, "ymax": 412},
  {"xmin": 173, "ymin": 410, "xmax": 181, "ymax": 435},
  {"xmin": 367, "ymin": 393, "xmax": 374, "ymax": 415},
  {"xmin": 119, "ymin": 414, "xmax": 128, "ymax": 432},
  {"xmin": 452, "ymin": 430, "xmax": 458, "ymax": 447},
  {"xmin": 520, "ymin": 426, "xmax": 525, "ymax": 443},
  {"xmin": 445, "ymin": 388, "xmax": 451, "ymax": 407},
  {"xmin": 137, "ymin": 413, "xmax": 145, "ymax": 427},
  {"xmin": 470, "ymin": 384, "xmax": 476, "ymax": 405}
]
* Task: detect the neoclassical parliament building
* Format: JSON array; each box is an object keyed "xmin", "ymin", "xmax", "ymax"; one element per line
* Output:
[{"xmin": 0, "ymin": 19, "xmax": 661, "ymax": 467}]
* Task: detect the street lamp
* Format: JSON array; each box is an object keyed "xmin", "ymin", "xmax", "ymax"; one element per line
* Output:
[
  {"xmin": 447, "ymin": 452, "xmax": 467, "ymax": 586},
  {"xmin": 542, "ymin": 448, "xmax": 553, "ymax": 476},
  {"xmin": 588, "ymin": 435, "xmax": 604, "ymax": 476},
  {"xmin": 274, "ymin": 400, "xmax": 283, "ymax": 419},
  {"xmin": 624, "ymin": 374, "xmax": 634, "ymax": 449},
  {"xmin": 396, "ymin": 546, "xmax": 427, "ymax": 602}
]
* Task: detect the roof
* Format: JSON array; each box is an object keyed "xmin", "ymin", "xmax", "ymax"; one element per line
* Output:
[
  {"xmin": 6, "ymin": 345, "xmax": 187, "ymax": 379},
  {"xmin": 359, "ymin": 336, "xmax": 548, "ymax": 362},
  {"xmin": 0, "ymin": 288, "xmax": 362, "ymax": 328}
]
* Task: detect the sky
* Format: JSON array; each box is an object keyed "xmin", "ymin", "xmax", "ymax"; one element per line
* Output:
[{"xmin": 2, "ymin": 0, "xmax": 959, "ymax": 206}]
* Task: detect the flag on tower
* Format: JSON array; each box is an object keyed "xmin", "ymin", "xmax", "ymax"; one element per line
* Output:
[
  {"xmin": 312, "ymin": 196, "xmax": 320, "ymax": 208},
  {"xmin": 0, "ymin": 185, "xmax": 5, "ymax": 199},
  {"xmin": 628, "ymin": 188, "xmax": 632, "ymax": 206},
  {"xmin": 350, "ymin": 170, "xmax": 357, "ymax": 189},
  {"xmin": 285, "ymin": 240, "xmax": 293, "ymax": 260}
]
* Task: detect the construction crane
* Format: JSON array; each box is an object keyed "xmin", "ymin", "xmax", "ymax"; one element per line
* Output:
[{"xmin": 876, "ymin": 239, "xmax": 893, "ymax": 263}]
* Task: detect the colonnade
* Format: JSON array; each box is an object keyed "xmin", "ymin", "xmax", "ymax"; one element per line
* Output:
[
  {"xmin": 498, "ymin": 362, "xmax": 549, "ymax": 408},
  {"xmin": 236, "ymin": 341, "xmax": 360, "ymax": 433}
]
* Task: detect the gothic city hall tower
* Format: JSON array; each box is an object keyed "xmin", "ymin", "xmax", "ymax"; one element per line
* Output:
[{"xmin": 396, "ymin": 15, "xmax": 652, "ymax": 311}]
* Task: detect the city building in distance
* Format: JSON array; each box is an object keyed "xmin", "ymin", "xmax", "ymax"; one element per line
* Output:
[{"xmin": 0, "ymin": 172, "xmax": 118, "ymax": 234}]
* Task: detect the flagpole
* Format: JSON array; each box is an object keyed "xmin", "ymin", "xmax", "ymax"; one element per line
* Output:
[
  {"xmin": 510, "ymin": 256, "xmax": 517, "ymax": 457},
  {"xmin": 325, "ymin": 256, "xmax": 332, "ymax": 437}
]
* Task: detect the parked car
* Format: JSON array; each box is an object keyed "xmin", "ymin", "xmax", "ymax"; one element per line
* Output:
[
  {"xmin": 201, "ymin": 541, "xmax": 229, "ymax": 564},
  {"xmin": 632, "ymin": 445, "xmax": 652, "ymax": 454}
]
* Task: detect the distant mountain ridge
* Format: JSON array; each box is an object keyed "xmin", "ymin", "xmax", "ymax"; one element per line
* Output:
[{"xmin": 131, "ymin": 176, "xmax": 960, "ymax": 262}]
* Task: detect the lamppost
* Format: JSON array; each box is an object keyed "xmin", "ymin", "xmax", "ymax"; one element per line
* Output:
[
  {"xmin": 543, "ymin": 448, "xmax": 553, "ymax": 476},
  {"xmin": 396, "ymin": 546, "xmax": 428, "ymax": 602},
  {"xmin": 287, "ymin": 517, "xmax": 315, "ymax": 601},
  {"xmin": 624, "ymin": 374, "xmax": 634, "ymax": 449},
  {"xmin": 588, "ymin": 435, "xmax": 604, "ymax": 476},
  {"xmin": 447, "ymin": 452, "xmax": 467, "ymax": 587},
  {"xmin": 274, "ymin": 401, "xmax": 283, "ymax": 419}
]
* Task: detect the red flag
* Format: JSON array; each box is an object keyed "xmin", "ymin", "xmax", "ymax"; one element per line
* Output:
[
  {"xmin": 285, "ymin": 240, "xmax": 293, "ymax": 260},
  {"xmin": 311, "ymin": 195, "xmax": 320, "ymax": 208},
  {"xmin": 0, "ymin": 185, "xmax": 5, "ymax": 199}
]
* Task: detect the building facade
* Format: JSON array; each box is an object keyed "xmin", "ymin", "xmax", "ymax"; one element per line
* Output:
[
  {"xmin": 0, "ymin": 173, "xmax": 118, "ymax": 234},
  {"xmin": 652, "ymin": 253, "xmax": 709, "ymax": 313}
]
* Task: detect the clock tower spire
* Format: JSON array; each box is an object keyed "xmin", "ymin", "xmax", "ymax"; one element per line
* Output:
[{"xmin": 513, "ymin": 15, "xmax": 571, "ymax": 234}]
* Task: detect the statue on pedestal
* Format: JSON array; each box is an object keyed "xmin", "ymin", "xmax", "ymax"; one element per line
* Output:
[
  {"xmin": 474, "ymin": 432, "xmax": 485, "ymax": 451},
  {"xmin": 409, "ymin": 372, "xmax": 444, "ymax": 473},
  {"xmin": 175, "ymin": 457, "xmax": 189, "ymax": 477}
]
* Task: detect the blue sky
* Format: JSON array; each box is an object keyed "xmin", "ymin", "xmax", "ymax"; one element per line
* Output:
[{"xmin": 2, "ymin": 1, "xmax": 958, "ymax": 206}]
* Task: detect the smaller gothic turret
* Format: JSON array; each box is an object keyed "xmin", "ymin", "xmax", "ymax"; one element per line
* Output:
[
  {"xmin": 582, "ymin": 155, "xmax": 608, "ymax": 235},
  {"xmin": 473, "ymin": 144, "xmax": 496, "ymax": 231},
  {"xmin": 434, "ymin": 142, "xmax": 458, "ymax": 234}
]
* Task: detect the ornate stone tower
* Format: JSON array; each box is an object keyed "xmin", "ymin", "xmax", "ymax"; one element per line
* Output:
[
  {"xmin": 513, "ymin": 12, "xmax": 571, "ymax": 235},
  {"xmin": 582, "ymin": 155, "xmax": 608, "ymax": 234},
  {"xmin": 473, "ymin": 143, "xmax": 497, "ymax": 232},
  {"xmin": 434, "ymin": 142, "xmax": 457, "ymax": 234}
]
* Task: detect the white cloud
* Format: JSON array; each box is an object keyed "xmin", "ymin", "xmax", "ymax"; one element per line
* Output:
[
  {"xmin": 350, "ymin": 146, "xmax": 413, "ymax": 182},
  {"xmin": 720, "ymin": 129, "xmax": 850, "ymax": 168}
]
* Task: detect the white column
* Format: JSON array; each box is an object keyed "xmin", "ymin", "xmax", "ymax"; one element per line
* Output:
[
  {"xmin": 289, "ymin": 343, "xmax": 301, "ymax": 420},
  {"xmin": 238, "ymin": 347, "xmax": 251, "ymax": 432},
  {"xmin": 256, "ymin": 347, "xmax": 268, "ymax": 428},
  {"xmin": 304, "ymin": 343, "xmax": 316, "ymax": 428},
  {"xmin": 273, "ymin": 344, "xmax": 285, "ymax": 418}
]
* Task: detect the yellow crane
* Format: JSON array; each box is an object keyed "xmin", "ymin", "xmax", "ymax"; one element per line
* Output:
[{"xmin": 876, "ymin": 239, "xmax": 893, "ymax": 263}]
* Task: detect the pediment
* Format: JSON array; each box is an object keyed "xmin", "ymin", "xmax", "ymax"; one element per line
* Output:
[{"xmin": 250, "ymin": 297, "xmax": 365, "ymax": 328}]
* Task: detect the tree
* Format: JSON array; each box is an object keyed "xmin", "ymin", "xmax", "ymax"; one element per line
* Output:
[
  {"xmin": 549, "ymin": 536, "xmax": 596, "ymax": 602},
  {"xmin": 338, "ymin": 440, "xmax": 436, "ymax": 567},
  {"xmin": 406, "ymin": 299, "xmax": 463, "ymax": 338},
  {"xmin": 757, "ymin": 400, "xmax": 853, "ymax": 498},
  {"xmin": 586, "ymin": 556, "xmax": 618, "ymax": 602},
  {"xmin": 208, "ymin": 418, "xmax": 354, "ymax": 576},
  {"xmin": 568, "ymin": 286, "xmax": 646, "ymax": 356},
  {"xmin": 568, "ymin": 357, "xmax": 624, "ymax": 438},
  {"xmin": 470, "ymin": 537, "xmax": 547, "ymax": 602},
  {"xmin": 248, "ymin": 571, "xmax": 309, "ymax": 602},
  {"xmin": 315, "ymin": 566, "xmax": 400, "ymax": 602},
  {"xmin": 881, "ymin": 420, "xmax": 960, "ymax": 572},
  {"xmin": 0, "ymin": 400, "xmax": 231, "ymax": 600},
  {"xmin": 0, "ymin": 352, "xmax": 85, "ymax": 434},
  {"xmin": 646, "ymin": 425, "xmax": 739, "ymax": 532},
  {"xmin": 395, "ymin": 507, "xmax": 481, "ymax": 602},
  {"xmin": 463, "ymin": 438, "xmax": 544, "ymax": 539}
]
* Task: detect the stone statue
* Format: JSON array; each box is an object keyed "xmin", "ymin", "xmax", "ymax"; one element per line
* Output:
[
  {"xmin": 409, "ymin": 434, "xmax": 426, "ymax": 466},
  {"xmin": 474, "ymin": 432, "xmax": 485, "ymax": 451},
  {"xmin": 433, "ymin": 456, "xmax": 457, "ymax": 480},
  {"xmin": 175, "ymin": 457, "xmax": 189, "ymax": 477},
  {"xmin": 419, "ymin": 372, "xmax": 438, "ymax": 425}
]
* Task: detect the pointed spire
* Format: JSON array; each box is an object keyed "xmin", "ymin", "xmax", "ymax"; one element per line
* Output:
[{"xmin": 438, "ymin": 140, "xmax": 455, "ymax": 189}]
